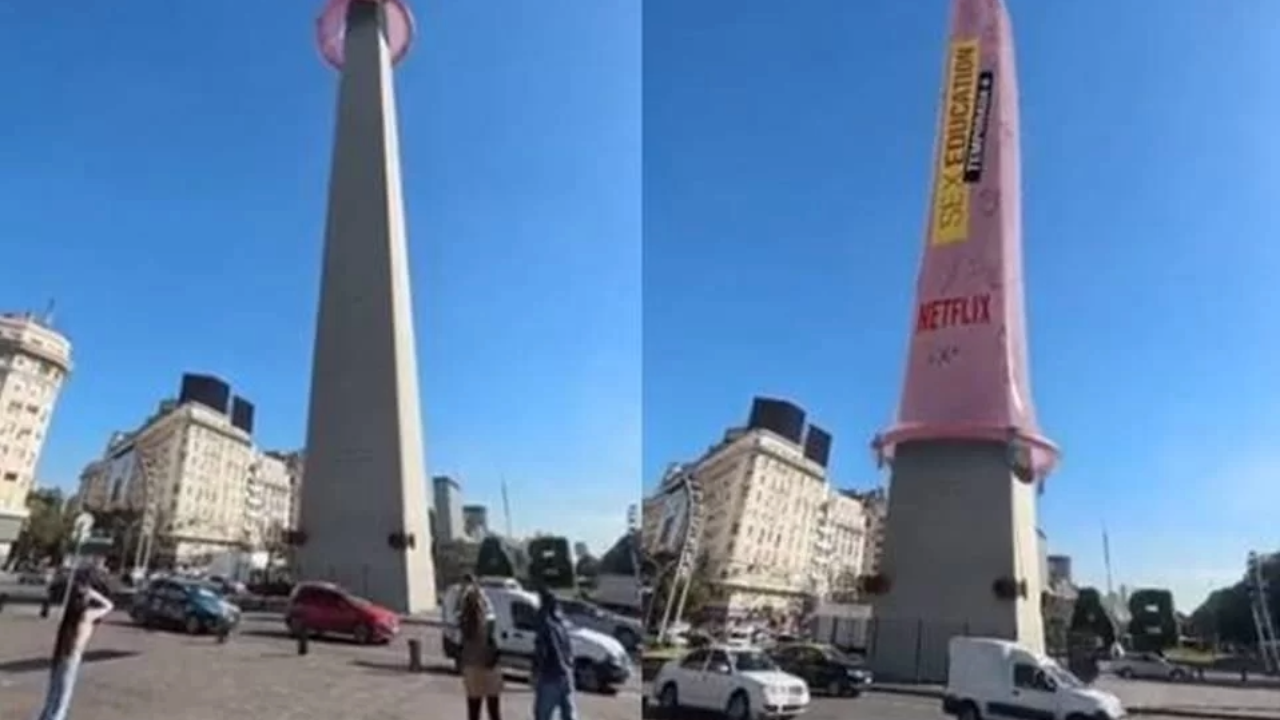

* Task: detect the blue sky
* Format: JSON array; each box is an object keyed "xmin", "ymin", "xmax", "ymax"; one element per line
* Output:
[
  {"xmin": 643, "ymin": 0, "xmax": 1280, "ymax": 609},
  {"xmin": 0, "ymin": 1, "xmax": 640, "ymax": 555}
]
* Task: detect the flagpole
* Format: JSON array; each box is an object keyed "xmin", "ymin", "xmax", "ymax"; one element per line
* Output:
[{"xmin": 501, "ymin": 476, "xmax": 513, "ymax": 538}]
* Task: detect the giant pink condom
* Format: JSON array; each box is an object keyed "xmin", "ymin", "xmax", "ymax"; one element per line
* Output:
[
  {"xmin": 317, "ymin": 0, "xmax": 415, "ymax": 69},
  {"xmin": 874, "ymin": 0, "xmax": 1059, "ymax": 480}
]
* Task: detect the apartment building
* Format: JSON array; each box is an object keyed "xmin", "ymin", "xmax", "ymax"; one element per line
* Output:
[
  {"xmin": 689, "ymin": 423, "xmax": 831, "ymax": 615},
  {"xmin": 246, "ymin": 451, "xmax": 297, "ymax": 547},
  {"xmin": 847, "ymin": 488, "xmax": 886, "ymax": 576},
  {"xmin": 816, "ymin": 490, "xmax": 868, "ymax": 597},
  {"xmin": 0, "ymin": 312, "xmax": 72, "ymax": 561}
]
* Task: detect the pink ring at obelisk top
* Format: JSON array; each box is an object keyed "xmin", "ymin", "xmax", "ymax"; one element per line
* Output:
[{"xmin": 317, "ymin": 0, "xmax": 415, "ymax": 69}]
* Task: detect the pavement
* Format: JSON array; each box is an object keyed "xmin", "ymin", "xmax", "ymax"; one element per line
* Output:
[
  {"xmin": 868, "ymin": 681, "xmax": 1280, "ymax": 720},
  {"xmin": 0, "ymin": 607, "xmax": 640, "ymax": 719}
]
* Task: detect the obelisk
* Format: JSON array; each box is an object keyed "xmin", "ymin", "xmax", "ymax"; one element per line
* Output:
[
  {"xmin": 298, "ymin": 0, "xmax": 435, "ymax": 613},
  {"xmin": 869, "ymin": 0, "xmax": 1055, "ymax": 681}
]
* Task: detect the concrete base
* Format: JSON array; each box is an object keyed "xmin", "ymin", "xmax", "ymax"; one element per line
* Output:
[
  {"xmin": 870, "ymin": 440, "xmax": 1044, "ymax": 682},
  {"xmin": 297, "ymin": 0, "xmax": 436, "ymax": 614}
]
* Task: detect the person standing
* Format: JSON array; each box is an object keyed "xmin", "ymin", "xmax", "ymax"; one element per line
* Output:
[
  {"xmin": 458, "ymin": 576, "xmax": 503, "ymax": 720},
  {"xmin": 33, "ymin": 573, "xmax": 114, "ymax": 720},
  {"xmin": 532, "ymin": 587, "xmax": 578, "ymax": 720}
]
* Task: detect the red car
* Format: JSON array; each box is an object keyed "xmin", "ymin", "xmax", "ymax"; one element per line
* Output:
[{"xmin": 285, "ymin": 581, "xmax": 400, "ymax": 644}]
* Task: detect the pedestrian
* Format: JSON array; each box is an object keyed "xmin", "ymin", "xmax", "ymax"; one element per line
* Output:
[
  {"xmin": 458, "ymin": 575, "xmax": 502, "ymax": 720},
  {"xmin": 32, "ymin": 572, "xmax": 114, "ymax": 720},
  {"xmin": 532, "ymin": 587, "xmax": 578, "ymax": 720}
]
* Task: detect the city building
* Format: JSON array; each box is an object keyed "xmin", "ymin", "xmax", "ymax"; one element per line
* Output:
[
  {"xmin": 0, "ymin": 311, "xmax": 72, "ymax": 560},
  {"xmin": 77, "ymin": 460, "xmax": 110, "ymax": 513},
  {"xmin": 432, "ymin": 475, "xmax": 464, "ymax": 543},
  {"xmin": 846, "ymin": 488, "xmax": 887, "ymax": 576},
  {"xmin": 77, "ymin": 374, "xmax": 296, "ymax": 566},
  {"xmin": 816, "ymin": 490, "xmax": 867, "ymax": 598},
  {"xmin": 462, "ymin": 504, "xmax": 489, "ymax": 539},
  {"xmin": 246, "ymin": 451, "xmax": 296, "ymax": 547},
  {"xmin": 671, "ymin": 398, "xmax": 836, "ymax": 616}
]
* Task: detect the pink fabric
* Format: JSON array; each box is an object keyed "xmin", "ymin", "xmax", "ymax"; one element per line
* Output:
[
  {"xmin": 876, "ymin": 0, "xmax": 1058, "ymax": 478},
  {"xmin": 317, "ymin": 0, "xmax": 415, "ymax": 69}
]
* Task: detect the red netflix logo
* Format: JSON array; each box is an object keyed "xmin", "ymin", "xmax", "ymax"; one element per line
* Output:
[{"xmin": 916, "ymin": 293, "xmax": 992, "ymax": 333}]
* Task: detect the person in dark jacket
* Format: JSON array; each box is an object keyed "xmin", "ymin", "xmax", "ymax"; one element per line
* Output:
[{"xmin": 531, "ymin": 587, "xmax": 578, "ymax": 720}]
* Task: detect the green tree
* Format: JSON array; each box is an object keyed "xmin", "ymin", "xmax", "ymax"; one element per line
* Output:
[
  {"xmin": 1190, "ymin": 552, "xmax": 1280, "ymax": 648},
  {"xmin": 9, "ymin": 488, "xmax": 68, "ymax": 566},
  {"xmin": 575, "ymin": 553, "xmax": 600, "ymax": 579}
]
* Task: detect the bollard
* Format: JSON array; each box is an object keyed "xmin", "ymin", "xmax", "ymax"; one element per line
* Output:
[
  {"xmin": 297, "ymin": 632, "xmax": 309, "ymax": 656},
  {"xmin": 216, "ymin": 622, "xmax": 231, "ymax": 644},
  {"xmin": 408, "ymin": 638, "xmax": 423, "ymax": 672},
  {"xmin": 40, "ymin": 597, "xmax": 50, "ymax": 619},
  {"xmin": 0, "ymin": 593, "xmax": 7, "ymax": 613}
]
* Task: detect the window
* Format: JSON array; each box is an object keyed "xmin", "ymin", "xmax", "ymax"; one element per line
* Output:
[
  {"xmin": 707, "ymin": 650, "xmax": 733, "ymax": 673},
  {"xmin": 511, "ymin": 601, "xmax": 539, "ymax": 631},
  {"xmin": 1012, "ymin": 663, "xmax": 1040, "ymax": 690},
  {"xmin": 680, "ymin": 650, "xmax": 710, "ymax": 670},
  {"xmin": 2, "ymin": 472, "xmax": 16, "ymax": 482}
]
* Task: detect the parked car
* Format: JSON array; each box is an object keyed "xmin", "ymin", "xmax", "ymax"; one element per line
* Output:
[
  {"xmin": 649, "ymin": 644, "xmax": 810, "ymax": 720},
  {"xmin": 130, "ymin": 578, "xmax": 241, "ymax": 635},
  {"xmin": 943, "ymin": 637, "xmax": 1124, "ymax": 720},
  {"xmin": 17, "ymin": 568, "xmax": 50, "ymax": 585},
  {"xmin": 284, "ymin": 581, "xmax": 400, "ymax": 645},
  {"xmin": 558, "ymin": 597, "xmax": 644, "ymax": 652},
  {"xmin": 440, "ymin": 580, "xmax": 632, "ymax": 693},
  {"xmin": 1105, "ymin": 652, "xmax": 1191, "ymax": 681},
  {"xmin": 769, "ymin": 642, "xmax": 873, "ymax": 697}
]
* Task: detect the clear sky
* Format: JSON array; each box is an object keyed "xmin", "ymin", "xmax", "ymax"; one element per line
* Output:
[
  {"xmin": 0, "ymin": 1, "xmax": 640, "ymax": 555},
  {"xmin": 643, "ymin": 0, "xmax": 1280, "ymax": 610}
]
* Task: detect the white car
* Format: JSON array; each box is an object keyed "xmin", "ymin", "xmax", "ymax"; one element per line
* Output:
[
  {"xmin": 1105, "ymin": 652, "xmax": 1190, "ymax": 681},
  {"xmin": 650, "ymin": 644, "xmax": 810, "ymax": 720},
  {"xmin": 440, "ymin": 579, "xmax": 633, "ymax": 693}
]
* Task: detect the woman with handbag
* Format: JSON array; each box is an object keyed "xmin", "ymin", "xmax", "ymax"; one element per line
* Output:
[{"xmin": 458, "ymin": 579, "xmax": 503, "ymax": 720}]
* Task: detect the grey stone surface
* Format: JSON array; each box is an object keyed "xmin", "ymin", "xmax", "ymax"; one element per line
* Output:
[
  {"xmin": 871, "ymin": 440, "xmax": 1044, "ymax": 682},
  {"xmin": 298, "ymin": 0, "xmax": 435, "ymax": 614},
  {"xmin": 0, "ymin": 613, "xmax": 639, "ymax": 719}
]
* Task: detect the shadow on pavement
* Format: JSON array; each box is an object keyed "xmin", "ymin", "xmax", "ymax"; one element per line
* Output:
[
  {"xmin": 239, "ymin": 628, "xmax": 367, "ymax": 646},
  {"xmin": 0, "ymin": 649, "xmax": 140, "ymax": 675},
  {"xmin": 348, "ymin": 660, "xmax": 536, "ymax": 692}
]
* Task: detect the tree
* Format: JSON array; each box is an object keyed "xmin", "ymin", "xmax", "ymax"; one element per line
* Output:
[
  {"xmin": 434, "ymin": 538, "xmax": 482, "ymax": 591},
  {"xmin": 1190, "ymin": 552, "xmax": 1280, "ymax": 649},
  {"xmin": 8, "ymin": 489, "xmax": 68, "ymax": 567}
]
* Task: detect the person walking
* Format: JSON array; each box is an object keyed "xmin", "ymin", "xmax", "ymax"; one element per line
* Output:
[
  {"xmin": 532, "ymin": 587, "xmax": 578, "ymax": 720},
  {"xmin": 33, "ymin": 572, "xmax": 114, "ymax": 720},
  {"xmin": 458, "ymin": 576, "xmax": 503, "ymax": 720}
]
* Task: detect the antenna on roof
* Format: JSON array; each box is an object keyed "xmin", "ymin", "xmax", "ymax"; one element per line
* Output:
[{"xmin": 41, "ymin": 298, "xmax": 56, "ymax": 327}]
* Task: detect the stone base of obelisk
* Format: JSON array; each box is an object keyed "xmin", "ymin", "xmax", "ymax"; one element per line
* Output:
[{"xmin": 869, "ymin": 439, "xmax": 1044, "ymax": 683}]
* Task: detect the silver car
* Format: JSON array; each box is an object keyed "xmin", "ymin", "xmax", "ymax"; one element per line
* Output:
[
  {"xmin": 1106, "ymin": 652, "xmax": 1190, "ymax": 681},
  {"xmin": 558, "ymin": 597, "xmax": 642, "ymax": 651}
]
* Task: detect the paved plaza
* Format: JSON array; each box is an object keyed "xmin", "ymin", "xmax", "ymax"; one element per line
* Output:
[{"xmin": 0, "ymin": 609, "xmax": 640, "ymax": 719}]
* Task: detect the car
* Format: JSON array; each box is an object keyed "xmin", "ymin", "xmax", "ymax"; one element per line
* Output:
[
  {"xmin": 440, "ymin": 579, "xmax": 633, "ymax": 693},
  {"xmin": 284, "ymin": 581, "xmax": 400, "ymax": 645},
  {"xmin": 558, "ymin": 597, "xmax": 644, "ymax": 652},
  {"xmin": 1106, "ymin": 651, "xmax": 1191, "ymax": 681},
  {"xmin": 649, "ymin": 644, "xmax": 810, "ymax": 720},
  {"xmin": 769, "ymin": 643, "xmax": 872, "ymax": 697},
  {"xmin": 130, "ymin": 578, "xmax": 241, "ymax": 635},
  {"xmin": 17, "ymin": 568, "xmax": 50, "ymax": 585},
  {"xmin": 942, "ymin": 637, "xmax": 1125, "ymax": 720}
]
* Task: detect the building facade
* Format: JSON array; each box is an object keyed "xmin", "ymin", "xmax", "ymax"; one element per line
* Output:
[
  {"xmin": 846, "ymin": 488, "xmax": 887, "ymax": 576},
  {"xmin": 77, "ymin": 377, "xmax": 297, "ymax": 567},
  {"xmin": 0, "ymin": 312, "xmax": 72, "ymax": 560},
  {"xmin": 462, "ymin": 504, "xmax": 489, "ymax": 539},
  {"xmin": 432, "ymin": 475, "xmax": 464, "ymax": 543},
  {"xmin": 686, "ymin": 425, "xmax": 831, "ymax": 615}
]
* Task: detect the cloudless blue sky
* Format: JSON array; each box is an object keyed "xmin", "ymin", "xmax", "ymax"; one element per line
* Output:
[
  {"xmin": 643, "ymin": 0, "xmax": 1280, "ymax": 609},
  {"xmin": 0, "ymin": 1, "xmax": 640, "ymax": 555}
]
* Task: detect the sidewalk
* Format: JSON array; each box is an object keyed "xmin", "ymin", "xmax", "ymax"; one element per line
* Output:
[{"xmin": 871, "ymin": 683, "xmax": 1280, "ymax": 720}]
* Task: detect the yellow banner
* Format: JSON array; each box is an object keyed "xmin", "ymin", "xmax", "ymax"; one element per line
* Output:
[{"xmin": 931, "ymin": 39, "xmax": 981, "ymax": 246}]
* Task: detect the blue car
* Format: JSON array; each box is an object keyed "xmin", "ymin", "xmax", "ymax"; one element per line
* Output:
[{"xmin": 130, "ymin": 578, "xmax": 240, "ymax": 635}]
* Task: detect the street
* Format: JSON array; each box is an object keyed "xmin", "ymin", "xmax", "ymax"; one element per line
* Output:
[{"xmin": 0, "ymin": 607, "xmax": 640, "ymax": 719}]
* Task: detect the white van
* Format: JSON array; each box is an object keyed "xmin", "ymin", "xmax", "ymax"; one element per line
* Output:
[
  {"xmin": 441, "ymin": 579, "xmax": 633, "ymax": 693},
  {"xmin": 943, "ymin": 637, "xmax": 1126, "ymax": 720}
]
